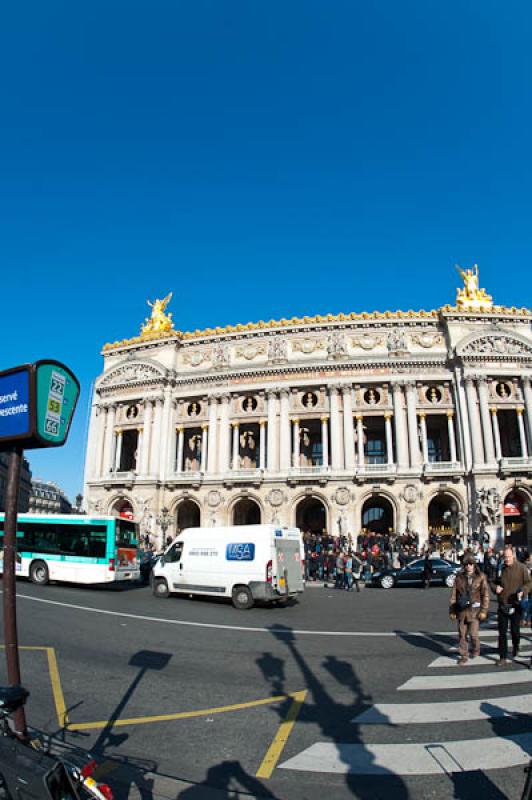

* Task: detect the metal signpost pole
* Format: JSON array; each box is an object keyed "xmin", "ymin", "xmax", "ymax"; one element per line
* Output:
[{"xmin": 3, "ymin": 446, "xmax": 27, "ymax": 735}]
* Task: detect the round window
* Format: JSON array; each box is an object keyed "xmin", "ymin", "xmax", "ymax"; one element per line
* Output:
[
  {"xmin": 426, "ymin": 387, "xmax": 442, "ymax": 404},
  {"xmin": 187, "ymin": 402, "xmax": 201, "ymax": 417},
  {"xmin": 495, "ymin": 382, "xmax": 512, "ymax": 399},
  {"xmin": 364, "ymin": 388, "xmax": 380, "ymax": 405},
  {"xmin": 242, "ymin": 396, "xmax": 258, "ymax": 412},
  {"xmin": 301, "ymin": 391, "xmax": 318, "ymax": 408}
]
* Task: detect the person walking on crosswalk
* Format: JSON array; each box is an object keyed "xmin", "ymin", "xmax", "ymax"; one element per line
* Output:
[
  {"xmin": 490, "ymin": 545, "xmax": 532, "ymax": 666},
  {"xmin": 449, "ymin": 554, "xmax": 489, "ymax": 665}
]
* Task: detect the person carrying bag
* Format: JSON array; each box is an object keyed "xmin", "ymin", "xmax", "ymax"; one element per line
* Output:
[{"xmin": 449, "ymin": 554, "xmax": 489, "ymax": 665}]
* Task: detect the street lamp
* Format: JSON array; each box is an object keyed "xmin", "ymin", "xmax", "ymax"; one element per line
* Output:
[{"xmin": 156, "ymin": 506, "xmax": 173, "ymax": 549}]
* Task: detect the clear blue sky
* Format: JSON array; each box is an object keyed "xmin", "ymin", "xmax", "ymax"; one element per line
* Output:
[{"xmin": 1, "ymin": 1, "xmax": 531, "ymax": 501}]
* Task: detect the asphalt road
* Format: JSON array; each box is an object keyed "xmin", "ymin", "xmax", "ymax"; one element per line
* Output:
[{"xmin": 0, "ymin": 578, "xmax": 530, "ymax": 800}]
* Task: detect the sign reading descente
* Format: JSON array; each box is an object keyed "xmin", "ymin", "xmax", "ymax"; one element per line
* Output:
[{"xmin": 0, "ymin": 361, "xmax": 80, "ymax": 450}]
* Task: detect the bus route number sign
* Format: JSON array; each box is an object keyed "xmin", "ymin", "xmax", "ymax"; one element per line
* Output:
[{"xmin": 0, "ymin": 360, "xmax": 80, "ymax": 450}]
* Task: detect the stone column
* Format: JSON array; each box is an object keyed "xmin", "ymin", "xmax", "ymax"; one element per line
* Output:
[
  {"xmin": 176, "ymin": 426, "xmax": 185, "ymax": 472},
  {"xmin": 279, "ymin": 389, "xmax": 291, "ymax": 470},
  {"xmin": 140, "ymin": 400, "xmax": 153, "ymax": 475},
  {"xmin": 465, "ymin": 376, "xmax": 485, "ymax": 467},
  {"xmin": 490, "ymin": 408, "xmax": 502, "ymax": 461},
  {"xmin": 418, "ymin": 412, "xmax": 428, "ymax": 463},
  {"xmin": 477, "ymin": 377, "xmax": 496, "ymax": 465},
  {"xmin": 114, "ymin": 429, "xmax": 123, "ymax": 471},
  {"xmin": 207, "ymin": 396, "xmax": 218, "ymax": 473},
  {"xmin": 103, "ymin": 403, "xmax": 116, "ymax": 475},
  {"xmin": 356, "ymin": 415, "xmax": 364, "ymax": 467},
  {"xmin": 93, "ymin": 406, "xmax": 106, "ymax": 479},
  {"xmin": 159, "ymin": 389, "xmax": 173, "ymax": 479},
  {"xmin": 166, "ymin": 401, "xmax": 178, "ymax": 475},
  {"xmin": 342, "ymin": 386, "xmax": 355, "ymax": 469},
  {"xmin": 384, "ymin": 412, "xmax": 394, "ymax": 465},
  {"xmin": 517, "ymin": 407, "xmax": 528, "ymax": 457},
  {"xmin": 149, "ymin": 398, "xmax": 164, "ymax": 477},
  {"xmin": 447, "ymin": 411, "xmax": 457, "ymax": 463},
  {"xmin": 201, "ymin": 424, "xmax": 208, "ymax": 472},
  {"xmin": 329, "ymin": 386, "xmax": 343, "ymax": 470},
  {"xmin": 259, "ymin": 420, "xmax": 266, "ymax": 470},
  {"xmin": 321, "ymin": 416, "xmax": 329, "ymax": 468},
  {"xmin": 219, "ymin": 394, "xmax": 231, "ymax": 473},
  {"xmin": 405, "ymin": 382, "xmax": 421, "ymax": 468},
  {"xmin": 292, "ymin": 418, "xmax": 300, "ymax": 467},
  {"xmin": 232, "ymin": 422, "xmax": 240, "ymax": 470},
  {"xmin": 267, "ymin": 390, "xmax": 278, "ymax": 471},
  {"xmin": 392, "ymin": 383, "xmax": 409, "ymax": 469},
  {"xmin": 522, "ymin": 376, "xmax": 532, "ymax": 448},
  {"xmin": 136, "ymin": 427, "xmax": 143, "ymax": 472}
]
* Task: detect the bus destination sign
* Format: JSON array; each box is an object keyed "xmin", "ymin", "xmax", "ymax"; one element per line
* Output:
[{"xmin": 0, "ymin": 361, "xmax": 80, "ymax": 450}]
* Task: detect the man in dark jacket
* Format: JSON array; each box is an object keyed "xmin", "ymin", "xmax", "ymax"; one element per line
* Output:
[
  {"xmin": 422, "ymin": 550, "xmax": 432, "ymax": 589},
  {"xmin": 490, "ymin": 545, "xmax": 532, "ymax": 665},
  {"xmin": 449, "ymin": 555, "xmax": 490, "ymax": 664}
]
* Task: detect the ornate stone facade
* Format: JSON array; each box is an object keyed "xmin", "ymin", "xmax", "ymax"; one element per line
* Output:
[{"xmin": 84, "ymin": 275, "xmax": 532, "ymax": 548}]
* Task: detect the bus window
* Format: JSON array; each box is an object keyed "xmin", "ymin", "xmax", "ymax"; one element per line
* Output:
[{"xmin": 116, "ymin": 519, "xmax": 138, "ymax": 548}]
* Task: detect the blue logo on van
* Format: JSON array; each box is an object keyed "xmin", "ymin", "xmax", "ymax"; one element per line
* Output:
[
  {"xmin": 226, "ymin": 543, "xmax": 255, "ymax": 561},
  {"xmin": 274, "ymin": 529, "xmax": 283, "ymax": 537}
]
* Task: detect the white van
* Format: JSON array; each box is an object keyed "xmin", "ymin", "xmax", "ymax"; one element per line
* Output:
[{"xmin": 152, "ymin": 524, "xmax": 305, "ymax": 609}]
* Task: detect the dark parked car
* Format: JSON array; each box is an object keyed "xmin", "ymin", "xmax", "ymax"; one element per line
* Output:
[{"xmin": 371, "ymin": 557, "xmax": 460, "ymax": 589}]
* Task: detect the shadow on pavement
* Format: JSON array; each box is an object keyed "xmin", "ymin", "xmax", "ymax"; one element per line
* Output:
[
  {"xmin": 177, "ymin": 762, "xmax": 282, "ymax": 799},
  {"xmin": 258, "ymin": 623, "xmax": 409, "ymax": 798}
]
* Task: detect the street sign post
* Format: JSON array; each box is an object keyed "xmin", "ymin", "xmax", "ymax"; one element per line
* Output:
[{"xmin": 0, "ymin": 361, "xmax": 79, "ymax": 734}]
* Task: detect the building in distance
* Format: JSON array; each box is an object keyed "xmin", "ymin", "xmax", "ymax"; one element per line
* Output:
[{"xmin": 29, "ymin": 478, "xmax": 73, "ymax": 515}]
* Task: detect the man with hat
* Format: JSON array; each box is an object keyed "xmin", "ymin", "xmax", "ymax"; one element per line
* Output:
[{"xmin": 449, "ymin": 554, "xmax": 490, "ymax": 665}]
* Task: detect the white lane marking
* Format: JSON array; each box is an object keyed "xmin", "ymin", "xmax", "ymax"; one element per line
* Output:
[
  {"xmin": 352, "ymin": 693, "xmax": 532, "ymax": 724},
  {"xmin": 3, "ymin": 591, "xmax": 481, "ymax": 638},
  {"xmin": 279, "ymin": 734, "xmax": 532, "ymax": 775},
  {"xmin": 429, "ymin": 650, "xmax": 532, "ymax": 668},
  {"xmin": 398, "ymin": 670, "xmax": 532, "ymax": 691}
]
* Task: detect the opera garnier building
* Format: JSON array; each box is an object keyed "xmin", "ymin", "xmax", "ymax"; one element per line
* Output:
[{"xmin": 83, "ymin": 267, "xmax": 532, "ymax": 549}]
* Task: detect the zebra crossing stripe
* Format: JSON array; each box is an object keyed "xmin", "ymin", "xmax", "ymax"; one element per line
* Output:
[
  {"xmin": 279, "ymin": 733, "xmax": 532, "ymax": 775},
  {"xmin": 352, "ymin": 693, "xmax": 532, "ymax": 724},
  {"xmin": 429, "ymin": 650, "xmax": 532, "ymax": 667},
  {"xmin": 398, "ymin": 670, "xmax": 532, "ymax": 691}
]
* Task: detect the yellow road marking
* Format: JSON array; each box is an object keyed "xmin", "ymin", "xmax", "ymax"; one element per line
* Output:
[
  {"xmin": 0, "ymin": 645, "xmax": 68, "ymax": 728},
  {"xmin": 67, "ymin": 692, "xmax": 304, "ymax": 731},
  {"xmin": 46, "ymin": 647, "xmax": 69, "ymax": 728},
  {"xmin": 256, "ymin": 690, "xmax": 307, "ymax": 780}
]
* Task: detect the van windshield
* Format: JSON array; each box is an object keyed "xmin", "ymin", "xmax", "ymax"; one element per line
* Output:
[{"xmin": 166, "ymin": 542, "xmax": 183, "ymax": 563}]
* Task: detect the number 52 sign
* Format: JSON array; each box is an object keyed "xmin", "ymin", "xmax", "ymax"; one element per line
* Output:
[{"xmin": 0, "ymin": 360, "xmax": 80, "ymax": 450}]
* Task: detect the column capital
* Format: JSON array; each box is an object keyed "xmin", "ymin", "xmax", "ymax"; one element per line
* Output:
[
  {"xmin": 327, "ymin": 384, "xmax": 340, "ymax": 395},
  {"xmin": 446, "ymin": 410, "xmax": 454, "ymax": 418},
  {"xmin": 279, "ymin": 388, "xmax": 290, "ymax": 399},
  {"xmin": 292, "ymin": 417, "xmax": 300, "ymax": 425},
  {"xmin": 489, "ymin": 407, "xmax": 498, "ymax": 415},
  {"xmin": 176, "ymin": 425, "xmax": 184, "ymax": 432},
  {"xmin": 476, "ymin": 375, "xmax": 488, "ymax": 387},
  {"xmin": 390, "ymin": 381, "xmax": 404, "ymax": 393},
  {"xmin": 320, "ymin": 415, "xmax": 329, "ymax": 423},
  {"xmin": 355, "ymin": 414, "xmax": 364, "ymax": 421},
  {"xmin": 115, "ymin": 428, "xmax": 122, "ymax": 435},
  {"xmin": 137, "ymin": 426, "xmax": 143, "ymax": 433},
  {"xmin": 522, "ymin": 375, "xmax": 532, "ymax": 388},
  {"xmin": 231, "ymin": 420, "xmax": 240, "ymax": 428},
  {"xmin": 266, "ymin": 388, "xmax": 278, "ymax": 399},
  {"xmin": 516, "ymin": 406, "xmax": 525, "ymax": 415},
  {"xmin": 418, "ymin": 411, "xmax": 426, "ymax": 420},
  {"xmin": 201, "ymin": 423, "xmax": 209, "ymax": 431},
  {"xmin": 404, "ymin": 379, "xmax": 416, "ymax": 390},
  {"xmin": 464, "ymin": 375, "xmax": 475, "ymax": 387},
  {"xmin": 340, "ymin": 383, "xmax": 353, "ymax": 393},
  {"xmin": 259, "ymin": 419, "xmax": 267, "ymax": 427},
  {"xmin": 384, "ymin": 412, "xmax": 393, "ymax": 421}
]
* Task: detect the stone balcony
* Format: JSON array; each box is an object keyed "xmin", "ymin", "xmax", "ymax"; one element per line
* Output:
[
  {"xmin": 423, "ymin": 461, "xmax": 463, "ymax": 477},
  {"xmin": 499, "ymin": 456, "xmax": 532, "ymax": 474}
]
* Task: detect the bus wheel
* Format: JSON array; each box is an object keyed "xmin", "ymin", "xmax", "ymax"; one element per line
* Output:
[
  {"xmin": 153, "ymin": 578, "xmax": 169, "ymax": 599},
  {"xmin": 30, "ymin": 561, "xmax": 49, "ymax": 586},
  {"xmin": 232, "ymin": 586, "xmax": 254, "ymax": 610}
]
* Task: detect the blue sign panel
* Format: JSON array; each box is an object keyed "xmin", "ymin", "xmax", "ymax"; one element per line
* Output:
[
  {"xmin": 226, "ymin": 543, "xmax": 256, "ymax": 561},
  {"xmin": 0, "ymin": 369, "xmax": 30, "ymax": 439}
]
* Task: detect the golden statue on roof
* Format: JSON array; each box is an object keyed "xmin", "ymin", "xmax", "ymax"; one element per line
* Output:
[
  {"xmin": 455, "ymin": 264, "xmax": 493, "ymax": 312},
  {"xmin": 141, "ymin": 292, "xmax": 174, "ymax": 337}
]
